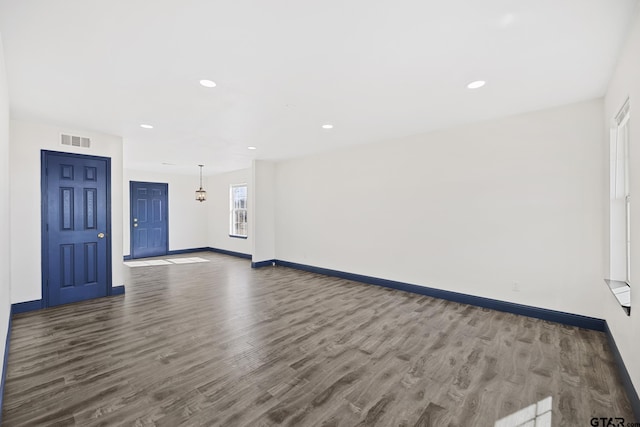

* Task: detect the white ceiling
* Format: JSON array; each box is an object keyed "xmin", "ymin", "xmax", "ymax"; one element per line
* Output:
[{"xmin": 0, "ymin": 0, "xmax": 637, "ymax": 175}]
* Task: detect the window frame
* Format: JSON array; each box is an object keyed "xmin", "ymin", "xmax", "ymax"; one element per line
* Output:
[
  {"xmin": 609, "ymin": 99, "xmax": 631, "ymax": 284},
  {"xmin": 606, "ymin": 98, "xmax": 631, "ymax": 315},
  {"xmin": 229, "ymin": 183, "xmax": 248, "ymax": 239}
]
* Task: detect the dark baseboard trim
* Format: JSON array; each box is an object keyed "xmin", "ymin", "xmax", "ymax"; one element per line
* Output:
[
  {"xmin": 12, "ymin": 288, "xmax": 124, "ymax": 312},
  {"xmin": 11, "ymin": 300, "xmax": 43, "ymax": 315},
  {"xmin": 274, "ymin": 260, "xmax": 606, "ymax": 332},
  {"xmin": 167, "ymin": 247, "xmax": 211, "ymax": 256},
  {"xmin": 1, "ymin": 306, "xmax": 12, "ymax": 426},
  {"xmin": 208, "ymin": 247, "xmax": 252, "ymax": 260},
  {"xmin": 111, "ymin": 286, "xmax": 125, "ymax": 296},
  {"xmin": 251, "ymin": 260, "xmax": 275, "ymax": 269},
  {"xmin": 123, "ymin": 255, "xmax": 132, "ymax": 261},
  {"xmin": 605, "ymin": 322, "xmax": 640, "ymax": 421}
]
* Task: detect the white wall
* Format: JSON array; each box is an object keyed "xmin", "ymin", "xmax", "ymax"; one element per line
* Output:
[
  {"xmin": 123, "ymin": 170, "xmax": 209, "ymax": 256},
  {"xmin": 10, "ymin": 120, "xmax": 124, "ymax": 303},
  {"xmin": 276, "ymin": 99, "xmax": 605, "ymax": 318},
  {"xmin": 207, "ymin": 168, "xmax": 251, "ymax": 255},
  {"xmin": 252, "ymin": 161, "xmax": 276, "ymax": 263},
  {"xmin": 0, "ymin": 33, "xmax": 11, "ymax": 393},
  {"xmin": 603, "ymin": 4, "xmax": 640, "ymax": 398}
]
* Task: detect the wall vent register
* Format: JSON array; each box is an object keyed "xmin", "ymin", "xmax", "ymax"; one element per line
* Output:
[{"xmin": 61, "ymin": 133, "xmax": 91, "ymax": 148}]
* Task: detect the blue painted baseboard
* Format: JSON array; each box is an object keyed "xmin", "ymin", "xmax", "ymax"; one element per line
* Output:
[
  {"xmin": 1, "ymin": 307, "xmax": 12, "ymax": 426},
  {"xmin": 251, "ymin": 259, "xmax": 276, "ymax": 268},
  {"xmin": 111, "ymin": 286, "xmax": 125, "ymax": 296},
  {"xmin": 207, "ymin": 247, "xmax": 252, "ymax": 260},
  {"xmin": 274, "ymin": 260, "xmax": 606, "ymax": 332},
  {"xmin": 11, "ymin": 300, "xmax": 43, "ymax": 315},
  {"xmin": 12, "ymin": 287, "xmax": 124, "ymax": 312},
  {"xmin": 167, "ymin": 247, "xmax": 211, "ymax": 256},
  {"xmin": 605, "ymin": 323, "xmax": 640, "ymax": 421}
]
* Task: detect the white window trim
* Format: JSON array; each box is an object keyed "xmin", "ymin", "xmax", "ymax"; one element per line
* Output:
[
  {"xmin": 230, "ymin": 183, "xmax": 248, "ymax": 238},
  {"xmin": 606, "ymin": 98, "xmax": 631, "ymax": 315}
]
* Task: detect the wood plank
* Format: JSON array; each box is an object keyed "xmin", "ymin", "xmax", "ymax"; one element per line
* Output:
[{"xmin": 2, "ymin": 252, "xmax": 634, "ymax": 426}]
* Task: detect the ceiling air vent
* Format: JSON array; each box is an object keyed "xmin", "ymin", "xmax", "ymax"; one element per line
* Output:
[{"xmin": 61, "ymin": 133, "xmax": 91, "ymax": 148}]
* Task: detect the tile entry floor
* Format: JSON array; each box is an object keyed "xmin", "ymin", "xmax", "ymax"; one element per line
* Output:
[{"xmin": 124, "ymin": 256, "xmax": 210, "ymax": 268}]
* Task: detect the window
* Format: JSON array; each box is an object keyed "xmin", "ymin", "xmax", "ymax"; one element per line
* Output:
[
  {"xmin": 610, "ymin": 99, "xmax": 631, "ymax": 283},
  {"xmin": 607, "ymin": 98, "xmax": 631, "ymax": 315},
  {"xmin": 230, "ymin": 184, "xmax": 248, "ymax": 238}
]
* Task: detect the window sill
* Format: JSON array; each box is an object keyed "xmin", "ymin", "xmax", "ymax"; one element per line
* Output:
[
  {"xmin": 604, "ymin": 279, "xmax": 631, "ymax": 316},
  {"xmin": 229, "ymin": 235, "xmax": 248, "ymax": 240}
]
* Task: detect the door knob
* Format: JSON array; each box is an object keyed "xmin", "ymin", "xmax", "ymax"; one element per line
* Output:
[
  {"xmin": 133, "ymin": 218, "xmax": 138, "ymax": 222},
  {"xmin": 133, "ymin": 224, "xmax": 138, "ymax": 228},
  {"xmin": 98, "ymin": 232, "xmax": 105, "ymax": 239}
]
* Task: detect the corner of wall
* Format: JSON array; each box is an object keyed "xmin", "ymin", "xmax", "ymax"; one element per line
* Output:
[
  {"xmin": 251, "ymin": 161, "xmax": 276, "ymax": 263},
  {"xmin": 602, "ymin": 1, "xmax": 640, "ymax": 410},
  {"xmin": 0, "ymin": 30, "xmax": 13, "ymax": 423}
]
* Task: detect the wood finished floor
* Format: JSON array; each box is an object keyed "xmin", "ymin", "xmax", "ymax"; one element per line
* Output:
[{"xmin": 2, "ymin": 252, "xmax": 634, "ymax": 426}]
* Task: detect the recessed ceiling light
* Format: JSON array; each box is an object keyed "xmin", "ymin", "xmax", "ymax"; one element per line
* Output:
[
  {"xmin": 467, "ymin": 80, "xmax": 486, "ymax": 89},
  {"xmin": 322, "ymin": 124, "xmax": 334, "ymax": 129},
  {"xmin": 140, "ymin": 124, "xmax": 154, "ymax": 129},
  {"xmin": 500, "ymin": 13, "xmax": 516, "ymax": 27},
  {"xmin": 199, "ymin": 79, "xmax": 217, "ymax": 88},
  {"xmin": 248, "ymin": 146, "xmax": 257, "ymax": 150}
]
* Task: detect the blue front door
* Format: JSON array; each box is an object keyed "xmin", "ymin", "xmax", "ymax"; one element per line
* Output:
[
  {"xmin": 43, "ymin": 151, "xmax": 111, "ymax": 307},
  {"xmin": 130, "ymin": 181, "xmax": 168, "ymax": 259}
]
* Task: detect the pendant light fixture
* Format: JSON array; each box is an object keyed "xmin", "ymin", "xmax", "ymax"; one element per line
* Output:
[{"xmin": 195, "ymin": 164, "xmax": 207, "ymax": 202}]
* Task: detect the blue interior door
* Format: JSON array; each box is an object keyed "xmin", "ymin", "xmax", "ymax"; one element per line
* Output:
[
  {"xmin": 130, "ymin": 181, "xmax": 168, "ymax": 259},
  {"xmin": 43, "ymin": 151, "xmax": 111, "ymax": 307}
]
